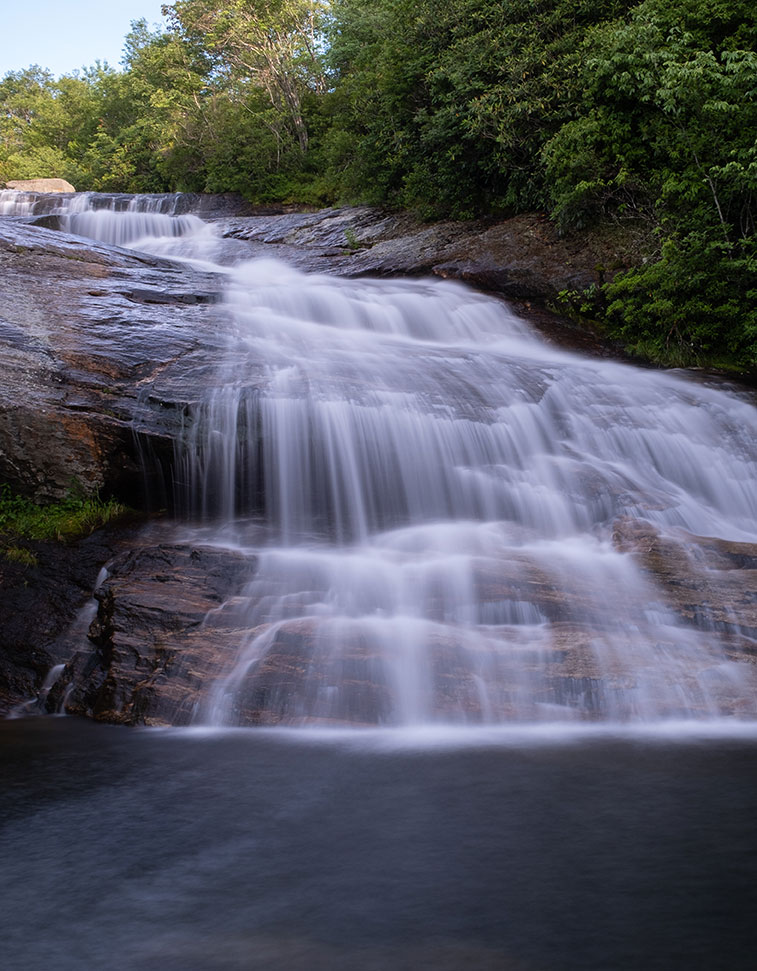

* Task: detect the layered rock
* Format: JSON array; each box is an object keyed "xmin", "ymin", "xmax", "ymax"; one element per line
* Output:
[
  {"xmin": 0, "ymin": 219, "xmax": 234, "ymax": 503},
  {"xmin": 47, "ymin": 537, "xmax": 252, "ymax": 725},
  {"xmin": 219, "ymin": 206, "xmax": 638, "ymax": 306},
  {"xmin": 29, "ymin": 517, "xmax": 756, "ymax": 726},
  {"xmin": 611, "ymin": 517, "xmax": 757, "ymax": 645}
]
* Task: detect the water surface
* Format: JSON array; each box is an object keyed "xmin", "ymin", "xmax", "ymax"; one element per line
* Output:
[{"xmin": 3, "ymin": 719, "xmax": 757, "ymax": 970}]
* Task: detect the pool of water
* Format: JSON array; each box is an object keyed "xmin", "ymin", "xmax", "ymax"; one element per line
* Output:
[{"xmin": 3, "ymin": 719, "xmax": 757, "ymax": 970}]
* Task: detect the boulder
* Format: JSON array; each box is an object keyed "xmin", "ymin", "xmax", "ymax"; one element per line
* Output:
[{"xmin": 5, "ymin": 178, "xmax": 76, "ymax": 193}]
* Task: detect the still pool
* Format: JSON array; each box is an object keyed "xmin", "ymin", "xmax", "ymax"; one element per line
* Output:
[{"xmin": 2, "ymin": 719, "xmax": 757, "ymax": 970}]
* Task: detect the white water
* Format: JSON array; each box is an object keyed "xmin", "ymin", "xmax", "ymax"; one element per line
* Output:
[
  {"xmin": 0, "ymin": 188, "xmax": 41, "ymax": 215},
  {"xmin": 0, "ymin": 187, "xmax": 216, "ymax": 257},
  {"xmin": 185, "ymin": 261, "xmax": 757, "ymax": 725},
  {"xmin": 9, "ymin": 192, "xmax": 757, "ymax": 725}
]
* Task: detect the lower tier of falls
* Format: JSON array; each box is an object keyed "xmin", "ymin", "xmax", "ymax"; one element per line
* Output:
[
  {"xmin": 5, "ymin": 190, "xmax": 757, "ymax": 726},
  {"xmin": 168, "ymin": 259, "xmax": 757, "ymax": 726}
]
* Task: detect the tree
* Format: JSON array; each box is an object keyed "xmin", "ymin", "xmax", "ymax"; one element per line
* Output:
[
  {"xmin": 544, "ymin": 0, "xmax": 757, "ymax": 366},
  {"xmin": 164, "ymin": 0, "xmax": 329, "ymax": 155},
  {"xmin": 324, "ymin": 0, "xmax": 636, "ymax": 217}
]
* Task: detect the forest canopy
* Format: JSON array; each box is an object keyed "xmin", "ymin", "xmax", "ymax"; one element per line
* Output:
[{"xmin": 1, "ymin": 0, "xmax": 755, "ymax": 369}]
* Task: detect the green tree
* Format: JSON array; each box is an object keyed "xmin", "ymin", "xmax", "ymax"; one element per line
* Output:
[
  {"xmin": 70, "ymin": 21, "xmax": 209, "ymax": 192},
  {"xmin": 164, "ymin": 0, "xmax": 329, "ymax": 154},
  {"xmin": 544, "ymin": 0, "xmax": 757, "ymax": 365},
  {"xmin": 324, "ymin": 0, "xmax": 636, "ymax": 218}
]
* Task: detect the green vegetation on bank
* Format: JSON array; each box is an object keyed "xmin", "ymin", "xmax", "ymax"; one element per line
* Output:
[
  {"xmin": 0, "ymin": 485, "xmax": 130, "ymax": 565},
  {"xmin": 1, "ymin": 0, "xmax": 755, "ymax": 369}
]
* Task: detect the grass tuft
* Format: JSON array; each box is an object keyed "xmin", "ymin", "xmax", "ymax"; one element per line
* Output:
[{"xmin": 0, "ymin": 484, "xmax": 131, "ymax": 565}]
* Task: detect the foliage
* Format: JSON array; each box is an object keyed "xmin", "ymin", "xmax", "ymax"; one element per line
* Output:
[
  {"xmin": 165, "ymin": 0, "xmax": 329, "ymax": 150},
  {"xmin": 3, "ymin": 546, "xmax": 39, "ymax": 567},
  {"xmin": 0, "ymin": 0, "xmax": 755, "ymax": 366},
  {"xmin": 543, "ymin": 0, "xmax": 757, "ymax": 365},
  {"xmin": 323, "ymin": 0, "xmax": 637, "ymax": 217},
  {"xmin": 0, "ymin": 485, "xmax": 130, "ymax": 546},
  {"xmin": 603, "ymin": 235, "xmax": 757, "ymax": 368}
]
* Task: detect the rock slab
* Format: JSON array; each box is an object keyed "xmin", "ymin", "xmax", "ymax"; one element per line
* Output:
[{"xmin": 5, "ymin": 178, "xmax": 76, "ymax": 193}]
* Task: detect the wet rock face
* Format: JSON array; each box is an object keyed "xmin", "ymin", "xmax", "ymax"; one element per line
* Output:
[
  {"xmin": 229, "ymin": 619, "xmax": 395, "ymax": 727},
  {"xmin": 0, "ymin": 526, "xmax": 134, "ymax": 715},
  {"xmin": 0, "ymin": 204, "xmax": 621, "ymax": 507},
  {"xmin": 219, "ymin": 207, "xmax": 632, "ymax": 305},
  {"xmin": 49, "ymin": 539, "xmax": 253, "ymax": 725},
  {"xmin": 31, "ymin": 516, "xmax": 755, "ymax": 727},
  {"xmin": 611, "ymin": 517, "xmax": 757, "ymax": 645},
  {"xmin": 0, "ymin": 220, "xmax": 237, "ymax": 504}
]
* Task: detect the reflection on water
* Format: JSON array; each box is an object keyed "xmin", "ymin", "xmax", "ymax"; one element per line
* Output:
[{"xmin": 2, "ymin": 719, "xmax": 757, "ymax": 970}]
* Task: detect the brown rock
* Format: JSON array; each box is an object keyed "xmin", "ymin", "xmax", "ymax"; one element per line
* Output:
[
  {"xmin": 50, "ymin": 539, "xmax": 254, "ymax": 725},
  {"xmin": 5, "ymin": 178, "xmax": 76, "ymax": 193},
  {"xmin": 611, "ymin": 516, "xmax": 757, "ymax": 648},
  {"xmin": 220, "ymin": 207, "xmax": 646, "ymax": 308},
  {"xmin": 0, "ymin": 219, "xmax": 240, "ymax": 504}
]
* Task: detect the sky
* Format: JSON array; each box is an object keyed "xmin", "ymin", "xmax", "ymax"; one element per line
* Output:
[{"xmin": 0, "ymin": 0, "xmax": 168, "ymax": 78}]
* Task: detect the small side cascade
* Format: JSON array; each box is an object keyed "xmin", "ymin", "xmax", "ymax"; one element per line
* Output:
[
  {"xmin": 0, "ymin": 188, "xmax": 54, "ymax": 215},
  {"xmin": 9, "ymin": 664, "xmax": 67, "ymax": 718}
]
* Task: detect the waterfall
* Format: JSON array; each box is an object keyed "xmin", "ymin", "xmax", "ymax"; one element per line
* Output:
[
  {"xmin": 0, "ymin": 188, "xmax": 215, "ymax": 254},
  {"xmin": 174, "ymin": 258, "xmax": 757, "ymax": 726},
  {"xmin": 59, "ymin": 193, "xmax": 210, "ymax": 249},
  {"xmin": 15, "ymin": 191, "xmax": 757, "ymax": 726},
  {"xmin": 0, "ymin": 188, "xmax": 48, "ymax": 215}
]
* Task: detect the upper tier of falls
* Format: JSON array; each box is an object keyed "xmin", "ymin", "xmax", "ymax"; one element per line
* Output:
[
  {"xmin": 5, "ymin": 190, "xmax": 757, "ymax": 726},
  {"xmin": 0, "ymin": 187, "xmax": 214, "ymax": 253}
]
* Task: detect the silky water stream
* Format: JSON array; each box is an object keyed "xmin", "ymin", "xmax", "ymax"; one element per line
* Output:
[
  {"xmin": 177, "ymin": 258, "xmax": 757, "ymax": 727},
  {"xmin": 3, "ymin": 193, "xmax": 757, "ymax": 970},
  {"xmin": 6, "ymin": 190, "xmax": 757, "ymax": 724}
]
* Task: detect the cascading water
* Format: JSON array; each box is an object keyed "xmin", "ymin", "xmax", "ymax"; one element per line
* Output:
[
  {"xmin": 8, "ymin": 189, "xmax": 757, "ymax": 726},
  {"xmin": 0, "ymin": 187, "xmax": 216, "ymax": 257},
  {"xmin": 0, "ymin": 188, "xmax": 48, "ymax": 215},
  {"xmin": 7, "ymin": 190, "xmax": 757, "ymax": 971},
  {"xmin": 173, "ymin": 260, "xmax": 757, "ymax": 726},
  {"xmin": 61, "ymin": 197, "xmax": 208, "ymax": 250}
]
